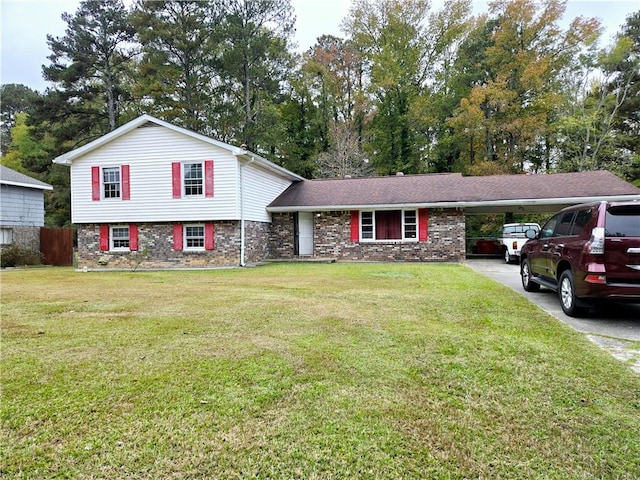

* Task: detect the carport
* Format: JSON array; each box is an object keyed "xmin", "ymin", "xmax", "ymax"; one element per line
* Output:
[
  {"xmin": 438, "ymin": 171, "xmax": 640, "ymax": 256},
  {"xmin": 445, "ymin": 171, "xmax": 640, "ymax": 215}
]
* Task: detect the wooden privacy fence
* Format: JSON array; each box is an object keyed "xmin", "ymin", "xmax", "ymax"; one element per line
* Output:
[{"xmin": 40, "ymin": 227, "xmax": 74, "ymax": 266}]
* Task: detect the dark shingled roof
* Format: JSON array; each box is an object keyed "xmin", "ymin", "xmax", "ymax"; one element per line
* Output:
[{"xmin": 268, "ymin": 171, "xmax": 640, "ymax": 210}]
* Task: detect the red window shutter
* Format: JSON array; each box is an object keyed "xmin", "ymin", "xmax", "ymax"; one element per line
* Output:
[
  {"xmin": 91, "ymin": 166, "xmax": 101, "ymax": 201},
  {"xmin": 205, "ymin": 223, "xmax": 215, "ymax": 250},
  {"xmin": 204, "ymin": 160, "xmax": 214, "ymax": 197},
  {"xmin": 99, "ymin": 225, "xmax": 109, "ymax": 251},
  {"xmin": 172, "ymin": 162, "xmax": 181, "ymax": 198},
  {"xmin": 350, "ymin": 211, "xmax": 359, "ymax": 242},
  {"xmin": 122, "ymin": 165, "xmax": 130, "ymax": 200},
  {"xmin": 173, "ymin": 224, "xmax": 183, "ymax": 250},
  {"xmin": 418, "ymin": 208, "xmax": 428, "ymax": 242},
  {"xmin": 129, "ymin": 224, "xmax": 138, "ymax": 251}
]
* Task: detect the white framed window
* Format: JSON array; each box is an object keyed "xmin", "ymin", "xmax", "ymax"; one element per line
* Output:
[
  {"xmin": 184, "ymin": 163, "xmax": 203, "ymax": 196},
  {"xmin": 110, "ymin": 226, "xmax": 130, "ymax": 251},
  {"xmin": 403, "ymin": 210, "xmax": 417, "ymax": 239},
  {"xmin": 361, "ymin": 211, "xmax": 374, "ymax": 240},
  {"xmin": 1, "ymin": 228, "xmax": 13, "ymax": 245},
  {"xmin": 103, "ymin": 167, "xmax": 121, "ymax": 199},
  {"xmin": 360, "ymin": 210, "xmax": 418, "ymax": 241},
  {"xmin": 184, "ymin": 224, "xmax": 205, "ymax": 250}
]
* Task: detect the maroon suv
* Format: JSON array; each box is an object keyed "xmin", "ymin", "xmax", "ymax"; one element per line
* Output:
[{"xmin": 520, "ymin": 201, "xmax": 640, "ymax": 317}]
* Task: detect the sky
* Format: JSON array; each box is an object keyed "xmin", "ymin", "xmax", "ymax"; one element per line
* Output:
[{"xmin": 1, "ymin": 0, "xmax": 638, "ymax": 93}]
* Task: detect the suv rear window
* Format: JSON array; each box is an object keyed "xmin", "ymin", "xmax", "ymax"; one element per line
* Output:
[
  {"xmin": 605, "ymin": 205, "xmax": 640, "ymax": 237},
  {"xmin": 570, "ymin": 208, "xmax": 593, "ymax": 235}
]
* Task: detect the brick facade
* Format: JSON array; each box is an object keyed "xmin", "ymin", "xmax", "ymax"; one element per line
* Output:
[
  {"xmin": 77, "ymin": 209, "xmax": 465, "ymax": 269},
  {"xmin": 269, "ymin": 213, "xmax": 297, "ymax": 259},
  {"xmin": 270, "ymin": 209, "xmax": 466, "ymax": 262},
  {"xmin": 8, "ymin": 226, "xmax": 41, "ymax": 252},
  {"xmin": 77, "ymin": 221, "xmax": 267, "ymax": 269},
  {"xmin": 244, "ymin": 221, "xmax": 271, "ymax": 264},
  {"xmin": 0, "ymin": 225, "xmax": 41, "ymax": 259}
]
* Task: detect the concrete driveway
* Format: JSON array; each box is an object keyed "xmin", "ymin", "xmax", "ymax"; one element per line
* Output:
[{"xmin": 466, "ymin": 258, "xmax": 640, "ymax": 374}]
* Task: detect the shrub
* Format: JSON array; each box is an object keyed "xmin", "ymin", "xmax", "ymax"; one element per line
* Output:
[{"xmin": 0, "ymin": 245, "xmax": 42, "ymax": 267}]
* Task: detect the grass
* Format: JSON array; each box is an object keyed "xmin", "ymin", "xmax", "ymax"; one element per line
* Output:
[{"xmin": 2, "ymin": 263, "xmax": 639, "ymax": 479}]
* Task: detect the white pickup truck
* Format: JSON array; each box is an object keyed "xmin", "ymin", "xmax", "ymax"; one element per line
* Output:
[{"xmin": 498, "ymin": 222, "xmax": 540, "ymax": 264}]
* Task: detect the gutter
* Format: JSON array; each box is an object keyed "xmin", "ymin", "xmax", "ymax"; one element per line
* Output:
[
  {"xmin": 267, "ymin": 194, "xmax": 640, "ymax": 213},
  {"xmin": 238, "ymin": 155, "xmax": 255, "ymax": 267},
  {"xmin": 235, "ymin": 150, "xmax": 304, "ymax": 182},
  {"xmin": 236, "ymin": 151, "xmax": 302, "ymax": 266},
  {"xmin": 0, "ymin": 180, "xmax": 53, "ymax": 191}
]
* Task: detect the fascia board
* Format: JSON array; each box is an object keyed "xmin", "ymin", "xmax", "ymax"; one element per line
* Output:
[
  {"xmin": 267, "ymin": 194, "xmax": 640, "ymax": 213},
  {"xmin": 0, "ymin": 180, "xmax": 53, "ymax": 191},
  {"xmin": 236, "ymin": 153, "xmax": 305, "ymax": 182},
  {"xmin": 53, "ymin": 115, "xmax": 155, "ymax": 165}
]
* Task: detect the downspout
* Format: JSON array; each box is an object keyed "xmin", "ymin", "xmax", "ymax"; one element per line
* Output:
[{"xmin": 239, "ymin": 155, "xmax": 255, "ymax": 267}]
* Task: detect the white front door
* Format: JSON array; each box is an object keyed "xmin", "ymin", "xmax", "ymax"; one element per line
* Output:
[{"xmin": 298, "ymin": 212, "xmax": 314, "ymax": 256}]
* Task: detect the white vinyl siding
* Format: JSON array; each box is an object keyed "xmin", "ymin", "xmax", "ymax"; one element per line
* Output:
[
  {"xmin": 240, "ymin": 161, "xmax": 292, "ymax": 223},
  {"xmin": 70, "ymin": 126, "xmax": 239, "ymax": 224}
]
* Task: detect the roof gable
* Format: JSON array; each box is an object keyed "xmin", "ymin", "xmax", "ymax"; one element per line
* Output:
[
  {"xmin": 53, "ymin": 114, "xmax": 303, "ymax": 182},
  {"xmin": 53, "ymin": 115, "xmax": 244, "ymax": 165}
]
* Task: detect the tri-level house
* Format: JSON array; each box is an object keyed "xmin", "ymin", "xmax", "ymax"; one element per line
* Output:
[
  {"xmin": 56, "ymin": 114, "xmax": 640, "ymax": 269},
  {"xmin": 54, "ymin": 114, "xmax": 303, "ymax": 269}
]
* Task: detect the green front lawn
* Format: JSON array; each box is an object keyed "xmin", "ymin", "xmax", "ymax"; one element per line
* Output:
[{"xmin": 2, "ymin": 264, "xmax": 639, "ymax": 479}]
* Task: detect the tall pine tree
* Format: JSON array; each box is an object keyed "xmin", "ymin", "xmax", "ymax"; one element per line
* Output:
[
  {"xmin": 132, "ymin": 0, "xmax": 222, "ymax": 135},
  {"xmin": 42, "ymin": 0, "xmax": 136, "ymax": 136}
]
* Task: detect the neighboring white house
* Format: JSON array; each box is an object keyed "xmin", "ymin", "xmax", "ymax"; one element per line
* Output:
[
  {"xmin": 0, "ymin": 165, "xmax": 53, "ymax": 253},
  {"xmin": 53, "ymin": 114, "xmax": 304, "ymax": 269}
]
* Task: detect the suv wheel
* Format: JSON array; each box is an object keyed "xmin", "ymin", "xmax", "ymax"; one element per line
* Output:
[
  {"xmin": 558, "ymin": 270, "xmax": 588, "ymax": 317},
  {"xmin": 521, "ymin": 260, "xmax": 540, "ymax": 292},
  {"xmin": 504, "ymin": 249, "xmax": 513, "ymax": 264}
]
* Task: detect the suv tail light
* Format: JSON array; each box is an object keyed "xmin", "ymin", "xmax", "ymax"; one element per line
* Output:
[{"xmin": 584, "ymin": 227, "xmax": 605, "ymax": 255}]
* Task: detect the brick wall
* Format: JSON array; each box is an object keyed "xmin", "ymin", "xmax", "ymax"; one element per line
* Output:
[
  {"xmin": 269, "ymin": 213, "xmax": 296, "ymax": 259},
  {"xmin": 0, "ymin": 225, "xmax": 41, "ymax": 260},
  {"xmin": 244, "ymin": 221, "xmax": 271, "ymax": 264},
  {"xmin": 77, "ymin": 210, "xmax": 465, "ymax": 269},
  {"xmin": 77, "ymin": 221, "xmax": 269, "ymax": 269},
  {"xmin": 8, "ymin": 226, "xmax": 41, "ymax": 252},
  {"xmin": 269, "ymin": 209, "xmax": 466, "ymax": 262}
]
